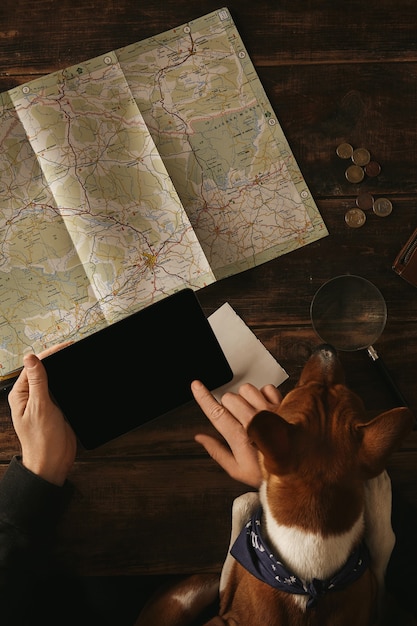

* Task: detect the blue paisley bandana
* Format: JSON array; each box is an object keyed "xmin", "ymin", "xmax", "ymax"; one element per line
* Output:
[{"xmin": 230, "ymin": 507, "xmax": 370, "ymax": 608}]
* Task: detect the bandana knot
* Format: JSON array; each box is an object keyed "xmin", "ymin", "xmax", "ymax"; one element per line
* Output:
[{"xmin": 230, "ymin": 507, "xmax": 370, "ymax": 608}]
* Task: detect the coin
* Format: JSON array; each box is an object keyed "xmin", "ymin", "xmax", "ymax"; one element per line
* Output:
[
  {"xmin": 336, "ymin": 142, "xmax": 354, "ymax": 159},
  {"xmin": 356, "ymin": 191, "xmax": 374, "ymax": 210},
  {"xmin": 345, "ymin": 164, "xmax": 365, "ymax": 183},
  {"xmin": 345, "ymin": 208, "xmax": 366, "ymax": 228},
  {"xmin": 352, "ymin": 148, "xmax": 371, "ymax": 166},
  {"xmin": 364, "ymin": 160, "xmax": 381, "ymax": 177},
  {"xmin": 373, "ymin": 197, "xmax": 392, "ymax": 217}
]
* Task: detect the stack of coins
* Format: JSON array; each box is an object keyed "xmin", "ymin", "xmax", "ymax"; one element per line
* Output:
[{"xmin": 336, "ymin": 143, "xmax": 392, "ymax": 227}]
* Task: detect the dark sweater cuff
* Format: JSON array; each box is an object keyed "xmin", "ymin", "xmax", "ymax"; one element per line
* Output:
[{"xmin": 0, "ymin": 456, "xmax": 71, "ymax": 534}]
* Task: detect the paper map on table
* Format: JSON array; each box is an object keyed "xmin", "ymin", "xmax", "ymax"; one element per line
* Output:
[{"xmin": 0, "ymin": 7, "xmax": 327, "ymax": 378}]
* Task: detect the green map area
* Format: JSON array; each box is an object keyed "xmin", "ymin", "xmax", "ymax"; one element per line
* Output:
[{"xmin": 0, "ymin": 7, "xmax": 327, "ymax": 377}]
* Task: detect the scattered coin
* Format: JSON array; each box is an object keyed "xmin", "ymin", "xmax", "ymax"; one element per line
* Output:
[
  {"xmin": 352, "ymin": 148, "xmax": 371, "ymax": 166},
  {"xmin": 336, "ymin": 142, "xmax": 354, "ymax": 159},
  {"xmin": 364, "ymin": 160, "xmax": 381, "ymax": 177},
  {"xmin": 345, "ymin": 208, "xmax": 366, "ymax": 228},
  {"xmin": 335, "ymin": 143, "xmax": 387, "ymax": 226},
  {"xmin": 373, "ymin": 197, "xmax": 393, "ymax": 217},
  {"xmin": 345, "ymin": 164, "xmax": 365, "ymax": 183},
  {"xmin": 356, "ymin": 191, "xmax": 374, "ymax": 210}
]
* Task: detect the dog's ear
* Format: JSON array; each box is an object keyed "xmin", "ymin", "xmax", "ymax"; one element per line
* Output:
[
  {"xmin": 356, "ymin": 407, "xmax": 414, "ymax": 477},
  {"xmin": 247, "ymin": 410, "xmax": 299, "ymax": 475}
]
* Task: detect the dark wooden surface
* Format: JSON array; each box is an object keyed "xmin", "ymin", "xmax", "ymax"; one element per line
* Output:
[{"xmin": 0, "ymin": 0, "xmax": 416, "ymax": 576}]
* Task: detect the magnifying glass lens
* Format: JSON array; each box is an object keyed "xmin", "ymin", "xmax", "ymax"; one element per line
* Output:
[{"xmin": 310, "ymin": 275, "xmax": 387, "ymax": 351}]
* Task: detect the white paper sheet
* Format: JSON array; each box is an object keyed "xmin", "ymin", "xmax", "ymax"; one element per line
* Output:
[{"xmin": 208, "ymin": 302, "xmax": 288, "ymax": 400}]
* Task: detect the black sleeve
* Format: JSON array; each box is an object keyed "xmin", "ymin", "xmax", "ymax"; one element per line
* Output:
[
  {"xmin": 0, "ymin": 458, "xmax": 148, "ymax": 626},
  {"xmin": 0, "ymin": 456, "xmax": 72, "ymax": 624}
]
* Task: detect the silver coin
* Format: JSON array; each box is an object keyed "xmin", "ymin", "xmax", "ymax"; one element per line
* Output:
[{"xmin": 373, "ymin": 197, "xmax": 392, "ymax": 217}]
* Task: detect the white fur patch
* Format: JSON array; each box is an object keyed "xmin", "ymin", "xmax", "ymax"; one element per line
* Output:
[
  {"xmin": 219, "ymin": 491, "xmax": 260, "ymax": 593},
  {"xmin": 259, "ymin": 482, "xmax": 365, "ymax": 581},
  {"xmin": 171, "ymin": 589, "xmax": 197, "ymax": 611},
  {"xmin": 363, "ymin": 470, "xmax": 395, "ymax": 609},
  {"xmin": 171, "ymin": 576, "xmax": 219, "ymax": 614}
]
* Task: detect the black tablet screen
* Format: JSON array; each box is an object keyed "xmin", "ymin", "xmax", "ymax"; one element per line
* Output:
[{"xmin": 42, "ymin": 289, "xmax": 233, "ymax": 449}]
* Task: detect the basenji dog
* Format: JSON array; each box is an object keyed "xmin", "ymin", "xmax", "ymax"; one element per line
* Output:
[{"xmin": 135, "ymin": 344, "xmax": 414, "ymax": 626}]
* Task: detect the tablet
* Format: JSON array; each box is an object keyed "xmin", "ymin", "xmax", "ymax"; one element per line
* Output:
[{"xmin": 42, "ymin": 289, "xmax": 233, "ymax": 449}]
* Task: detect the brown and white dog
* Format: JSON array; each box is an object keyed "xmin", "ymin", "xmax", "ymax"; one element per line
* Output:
[{"xmin": 135, "ymin": 345, "xmax": 414, "ymax": 626}]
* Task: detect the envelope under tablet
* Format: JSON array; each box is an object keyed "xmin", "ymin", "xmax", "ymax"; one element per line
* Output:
[{"xmin": 43, "ymin": 289, "xmax": 233, "ymax": 449}]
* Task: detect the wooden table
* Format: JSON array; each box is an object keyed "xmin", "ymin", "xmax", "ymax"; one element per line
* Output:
[{"xmin": 0, "ymin": 0, "xmax": 416, "ymax": 577}]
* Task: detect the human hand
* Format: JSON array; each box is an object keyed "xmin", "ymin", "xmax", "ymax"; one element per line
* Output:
[
  {"xmin": 192, "ymin": 380, "xmax": 282, "ymax": 488},
  {"xmin": 8, "ymin": 345, "xmax": 77, "ymax": 486}
]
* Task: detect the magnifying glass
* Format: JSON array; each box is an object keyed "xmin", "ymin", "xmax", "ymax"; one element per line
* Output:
[{"xmin": 310, "ymin": 274, "xmax": 408, "ymax": 407}]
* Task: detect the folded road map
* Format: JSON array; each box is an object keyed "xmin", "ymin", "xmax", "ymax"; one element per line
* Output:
[{"xmin": 0, "ymin": 7, "xmax": 327, "ymax": 378}]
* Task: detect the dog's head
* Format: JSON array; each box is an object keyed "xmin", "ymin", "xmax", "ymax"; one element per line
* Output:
[{"xmin": 248, "ymin": 345, "xmax": 414, "ymax": 531}]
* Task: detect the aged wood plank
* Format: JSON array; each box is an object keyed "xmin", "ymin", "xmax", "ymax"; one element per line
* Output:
[
  {"xmin": 0, "ymin": 438, "xmax": 413, "ymax": 576},
  {"xmin": 1, "ymin": 0, "xmax": 417, "ymax": 78},
  {"xmin": 0, "ymin": 456, "xmax": 245, "ymax": 575}
]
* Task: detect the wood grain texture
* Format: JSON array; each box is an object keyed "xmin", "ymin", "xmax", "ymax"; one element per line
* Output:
[{"xmin": 0, "ymin": 0, "xmax": 416, "ymax": 576}]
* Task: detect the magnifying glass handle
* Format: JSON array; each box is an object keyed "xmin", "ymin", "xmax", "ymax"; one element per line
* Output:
[{"xmin": 366, "ymin": 346, "xmax": 409, "ymax": 407}]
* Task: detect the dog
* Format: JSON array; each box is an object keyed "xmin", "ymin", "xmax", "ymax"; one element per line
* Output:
[{"xmin": 135, "ymin": 344, "xmax": 414, "ymax": 625}]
